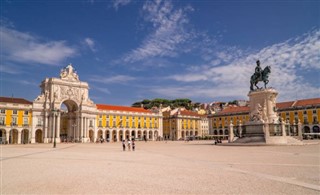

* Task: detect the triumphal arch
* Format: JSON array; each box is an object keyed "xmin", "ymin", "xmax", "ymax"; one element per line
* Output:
[{"xmin": 33, "ymin": 64, "xmax": 99, "ymax": 143}]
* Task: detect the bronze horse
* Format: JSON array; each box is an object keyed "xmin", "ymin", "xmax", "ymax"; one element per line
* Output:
[{"xmin": 250, "ymin": 66, "xmax": 271, "ymax": 91}]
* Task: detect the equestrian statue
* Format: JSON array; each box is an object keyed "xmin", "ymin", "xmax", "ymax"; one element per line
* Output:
[{"xmin": 250, "ymin": 60, "xmax": 271, "ymax": 91}]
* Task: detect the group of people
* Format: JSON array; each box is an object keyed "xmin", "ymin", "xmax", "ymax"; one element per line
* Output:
[{"xmin": 122, "ymin": 139, "xmax": 135, "ymax": 151}]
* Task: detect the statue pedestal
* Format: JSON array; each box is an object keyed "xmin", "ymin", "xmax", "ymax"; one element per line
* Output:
[{"xmin": 248, "ymin": 88, "xmax": 279, "ymax": 124}]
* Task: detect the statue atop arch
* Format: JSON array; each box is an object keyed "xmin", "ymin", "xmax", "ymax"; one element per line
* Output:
[{"xmin": 60, "ymin": 64, "xmax": 79, "ymax": 81}]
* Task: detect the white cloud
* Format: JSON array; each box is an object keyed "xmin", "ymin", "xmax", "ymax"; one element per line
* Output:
[
  {"xmin": 154, "ymin": 30, "xmax": 320, "ymax": 102},
  {"xmin": 120, "ymin": 0, "xmax": 194, "ymax": 63},
  {"xmin": 1, "ymin": 26, "xmax": 76, "ymax": 66},
  {"xmin": 113, "ymin": 0, "xmax": 132, "ymax": 11},
  {"xmin": 0, "ymin": 64, "xmax": 22, "ymax": 74},
  {"xmin": 84, "ymin": 37, "xmax": 96, "ymax": 52},
  {"xmin": 89, "ymin": 75, "xmax": 136, "ymax": 84}
]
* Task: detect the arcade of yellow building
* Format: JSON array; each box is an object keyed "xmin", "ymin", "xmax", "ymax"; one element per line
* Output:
[{"xmin": 0, "ymin": 64, "xmax": 319, "ymax": 144}]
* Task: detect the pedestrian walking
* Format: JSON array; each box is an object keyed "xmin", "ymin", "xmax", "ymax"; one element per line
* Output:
[
  {"xmin": 132, "ymin": 140, "xmax": 135, "ymax": 151},
  {"xmin": 122, "ymin": 140, "xmax": 126, "ymax": 151},
  {"xmin": 128, "ymin": 139, "xmax": 131, "ymax": 151}
]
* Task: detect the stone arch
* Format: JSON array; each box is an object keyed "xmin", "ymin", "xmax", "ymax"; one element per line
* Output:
[
  {"xmin": 303, "ymin": 126, "xmax": 310, "ymax": 133},
  {"xmin": 143, "ymin": 130, "xmax": 147, "ymax": 141},
  {"xmin": 35, "ymin": 129, "xmax": 43, "ymax": 143},
  {"xmin": 224, "ymin": 129, "xmax": 228, "ymax": 135},
  {"xmin": 138, "ymin": 130, "xmax": 142, "ymax": 139},
  {"xmin": 21, "ymin": 129, "xmax": 29, "ymax": 144},
  {"xmin": 9, "ymin": 129, "xmax": 18, "ymax": 144},
  {"xmin": 219, "ymin": 129, "xmax": 223, "ymax": 135},
  {"xmin": 89, "ymin": 130, "xmax": 94, "ymax": 142},
  {"xmin": 214, "ymin": 130, "xmax": 218, "ymax": 135},
  {"xmin": 97, "ymin": 130, "xmax": 103, "ymax": 141},
  {"xmin": 112, "ymin": 130, "xmax": 117, "ymax": 142},
  {"xmin": 125, "ymin": 130, "xmax": 130, "ymax": 140},
  {"xmin": 0, "ymin": 129, "xmax": 6, "ymax": 144},
  {"xmin": 119, "ymin": 130, "xmax": 124, "ymax": 141},
  {"xmin": 312, "ymin": 125, "xmax": 319, "ymax": 133},
  {"xmin": 131, "ymin": 130, "xmax": 136, "ymax": 139}
]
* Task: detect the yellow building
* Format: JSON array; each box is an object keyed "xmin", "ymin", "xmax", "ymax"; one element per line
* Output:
[
  {"xmin": 208, "ymin": 98, "xmax": 320, "ymax": 139},
  {"xmin": 0, "ymin": 64, "xmax": 163, "ymax": 144},
  {"xmin": 163, "ymin": 108, "xmax": 201, "ymax": 140}
]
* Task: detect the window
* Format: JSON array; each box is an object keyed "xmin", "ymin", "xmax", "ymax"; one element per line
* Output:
[
  {"xmin": 0, "ymin": 116, "xmax": 5, "ymax": 125},
  {"xmin": 99, "ymin": 115, "xmax": 102, "ymax": 118},
  {"xmin": 113, "ymin": 121, "xmax": 116, "ymax": 127},
  {"xmin": 313, "ymin": 110, "xmax": 317, "ymax": 114},
  {"xmin": 37, "ymin": 117, "xmax": 43, "ymax": 126},
  {"xmin": 12, "ymin": 110, "xmax": 18, "ymax": 115},
  {"xmin": 0, "ymin": 109, "xmax": 5, "ymax": 114},
  {"xmin": 89, "ymin": 120, "xmax": 93, "ymax": 127},
  {"xmin": 23, "ymin": 117, "xmax": 29, "ymax": 126},
  {"xmin": 294, "ymin": 112, "xmax": 297, "ymax": 115},
  {"xmin": 286, "ymin": 112, "xmax": 289, "ymax": 116},
  {"xmin": 126, "ymin": 121, "xmax": 129, "ymax": 127},
  {"xmin": 24, "ymin": 110, "xmax": 29, "ymax": 115},
  {"xmin": 12, "ymin": 117, "xmax": 17, "ymax": 125},
  {"xmin": 303, "ymin": 110, "xmax": 307, "ymax": 114},
  {"xmin": 98, "ymin": 120, "xmax": 102, "ymax": 127}
]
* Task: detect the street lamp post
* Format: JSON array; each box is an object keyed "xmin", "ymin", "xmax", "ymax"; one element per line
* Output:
[{"xmin": 52, "ymin": 109, "xmax": 59, "ymax": 148}]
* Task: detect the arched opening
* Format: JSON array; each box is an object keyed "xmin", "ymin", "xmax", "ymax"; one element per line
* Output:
[
  {"xmin": 313, "ymin": 125, "xmax": 319, "ymax": 133},
  {"xmin": 21, "ymin": 129, "xmax": 29, "ymax": 144},
  {"xmin": 149, "ymin": 131, "xmax": 153, "ymax": 140},
  {"xmin": 112, "ymin": 130, "xmax": 117, "ymax": 142},
  {"xmin": 303, "ymin": 126, "xmax": 310, "ymax": 133},
  {"xmin": 143, "ymin": 130, "xmax": 147, "ymax": 141},
  {"xmin": 89, "ymin": 130, "xmax": 94, "ymax": 142},
  {"xmin": 125, "ymin": 130, "xmax": 130, "ymax": 140},
  {"xmin": 106, "ymin": 130, "xmax": 110, "ymax": 140},
  {"xmin": 9, "ymin": 129, "xmax": 18, "ymax": 144},
  {"xmin": 131, "ymin": 131, "xmax": 135, "ymax": 140},
  {"xmin": 195, "ymin": 131, "xmax": 198, "ymax": 136},
  {"xmin": 219, "ymin": 129, "xmax": 223, "ymax": 135},
  {"xmin": 214, "ymin": 130, "xmax": 218, "ymax": 135},
  {"xmin": 35, "ymin": 129, "xmax": 43, "ymax": 143},
  {"xmin": 97, "ymin": 130, "xmax": 103, "ymax": 142},
  {"xmin": 138, "ymin": 130, "xmax": 142, "ymax": 139},
  {"xmin": 181, "ymin": 131, "xmax": 185, "ymax": 139},
  {"xmin": 186, "ymin": 131, "xmax": 189, "ymax": 137},
  {"xmin": 59, "ymin": 100, "xmax": 79, "ymax": 142},
  {"xmin": 0, "ymin": 129, "xmax": 6, "ymax": 144},
  {"xmin": 224, "ymin": 129, "xmax": 228, "ymax": 135}
]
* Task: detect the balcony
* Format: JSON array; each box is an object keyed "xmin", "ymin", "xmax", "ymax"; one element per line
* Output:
[{"xmin": 23, "ymin": 124, "xmax": 30, "ymax": 127}]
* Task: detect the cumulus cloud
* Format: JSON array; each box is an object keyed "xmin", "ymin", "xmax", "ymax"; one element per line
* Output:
[
  {"xmin": 1, "ymin": 26, "xmax": 76, "ymax": 66},
  {"xmin": 153, "ymin": 29, "xmax": 320, "ymax": 102},
  {"xmin": 120, "ymin": 0, "xmax": 194, "ymax": 63}
]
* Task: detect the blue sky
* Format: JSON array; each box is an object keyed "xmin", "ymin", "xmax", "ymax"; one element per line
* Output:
[{"xmin": 1, "ymin": 0, "xmax": 319, "ymax": 106}]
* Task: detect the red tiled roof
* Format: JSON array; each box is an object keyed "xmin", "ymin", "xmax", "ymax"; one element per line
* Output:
[
  {"xmin": 179, "ymin": 110, "xmax": 201, "ymax": 117},
  {"xmin": 96, "ymin": 104, "xmax": 152, "ymax": 113},
  {"xmin": 0, "ymin": 97, "xmax": 32, "ymax": 105},
  {"xmin": 219, "ymin": 106, "xmax": 250, "ymax": 114},
  {"xmin": 276, "ymin": 101, "xmax": 294, "ymax": 109},
  {"xmin": 294, "ymin": 98, "xmax": 320, "ymax": 107}
]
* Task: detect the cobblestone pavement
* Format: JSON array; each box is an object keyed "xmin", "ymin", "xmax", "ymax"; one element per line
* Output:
[{"xmin": 1, "ymin": 140, "xmax": 319, "ymax": 194}]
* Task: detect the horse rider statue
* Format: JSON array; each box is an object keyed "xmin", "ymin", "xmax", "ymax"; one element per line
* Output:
[
  {"xmin": 255, "ymin": 60, "xmax": 262, "ymax": 80},
  {"xmin": 250, "ymin": 60, "xmax": 271, "ymax": 91}
]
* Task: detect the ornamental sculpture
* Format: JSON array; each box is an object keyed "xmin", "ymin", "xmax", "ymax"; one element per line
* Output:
[
  {"xmin": 250, "ymin": 60, "xmax": 271, "ymax": 91},
  {"xmin": 60, "ymin": 64, "xmax": 79, "ymax": 81}
]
